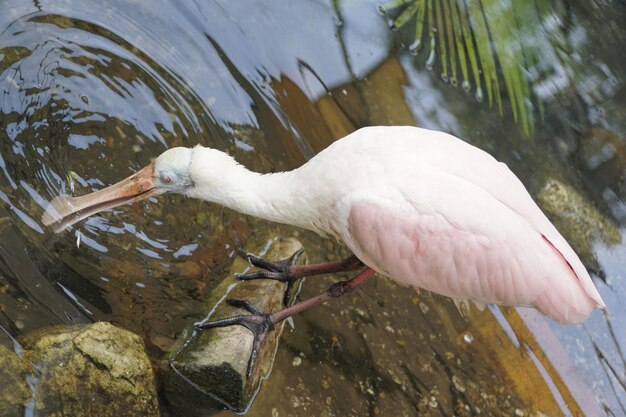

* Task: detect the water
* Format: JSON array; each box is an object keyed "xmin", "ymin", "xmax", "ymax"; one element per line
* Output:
[{"xmin": 1, "ymin": 1, "xmax": 625, "ymax": 416}]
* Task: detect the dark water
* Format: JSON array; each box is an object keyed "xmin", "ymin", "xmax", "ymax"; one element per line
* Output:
[{"xmin": 0, "ymin": 1, "xmax": 625, "ymax": 416}]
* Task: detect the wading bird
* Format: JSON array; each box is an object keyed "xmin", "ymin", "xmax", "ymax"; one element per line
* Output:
[{"xmin": 43, "ymin": 126, "xmax": 606, "ymax": 374}]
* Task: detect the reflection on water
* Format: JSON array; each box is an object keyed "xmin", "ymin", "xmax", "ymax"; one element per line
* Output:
[{"xmin": 0, "ymin": 0, "xmax": 625, "ymax": 415}]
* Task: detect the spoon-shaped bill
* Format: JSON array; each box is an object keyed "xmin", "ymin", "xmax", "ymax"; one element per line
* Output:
[{"xmin": 42, "ymin": 162, "xmax": 157, "ymax": 233}]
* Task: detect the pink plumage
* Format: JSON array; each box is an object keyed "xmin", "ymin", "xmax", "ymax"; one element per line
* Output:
[{"xmin": 306, "ymin": 127, "xmax": 605, "ymax": 323}]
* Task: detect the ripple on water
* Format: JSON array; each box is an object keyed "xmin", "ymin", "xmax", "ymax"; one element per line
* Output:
[{"xmin": 0, "ymin": 4, "xmax": 241, "ymax": 353}]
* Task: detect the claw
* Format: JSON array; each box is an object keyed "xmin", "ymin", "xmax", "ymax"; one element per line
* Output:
[
  {"xmin": 195, "ymin": 299, "xmax": 275, "ymax": 378},
  {"xmin": 243, "ymin": 248, "xmax": 304, "ymax": 273},
  {"xmin": 236, "ymin": 249, "xmax": 305, "ymax": 306},
  {"xmin": 226, "ymin": 298, "xmax": 263, "ymax": 315},
  {"xmin": 234, "ymin": 271, "xmax": 284, "ymax": 281}
]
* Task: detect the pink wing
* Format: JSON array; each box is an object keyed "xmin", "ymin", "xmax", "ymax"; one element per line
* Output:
[
  {"xmin": 421, "ymin": 132, "xmax": 606, "ymax": 311},
  {"xmin": 345, "ymin": 166, "xmax": 602, "ymax": 324}
]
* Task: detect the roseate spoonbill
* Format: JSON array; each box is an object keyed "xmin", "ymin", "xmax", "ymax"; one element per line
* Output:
[{"xmin": 42, "ymin": 126, "xmax": 606, "ymax": 372}]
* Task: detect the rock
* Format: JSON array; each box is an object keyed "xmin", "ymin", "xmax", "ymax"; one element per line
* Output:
[
  {"xmin": 0, "ymin": 344, "xmax": 30, "ymax": 416},
  {"xmin": 164, "ymin": 237, "xmax": 304, "ymax": 413},
  {"xmin": 21, "ymin": 322, "xmax": 159, "ymax": 417},
  {"xmin": 537, "ymin": 178, "xmax": 621, "ymax": 266}
]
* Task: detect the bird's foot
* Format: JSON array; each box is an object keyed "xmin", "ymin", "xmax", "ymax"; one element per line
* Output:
[
  {"xmin": 195, "ymin": 268, "xmax": 376, "ymax": 377},
  {"xmin": 236, "ymin": 248, "xmax": 305, "ymax": 305},
  {"xmin": 195, "ymin": 299, "xmax": 275, "ymax": 378}
]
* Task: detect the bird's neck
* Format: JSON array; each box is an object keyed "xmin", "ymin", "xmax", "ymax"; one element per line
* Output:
[{"xmin": 186, "ymin": 147, "xmax": 319, "ymax": 230}]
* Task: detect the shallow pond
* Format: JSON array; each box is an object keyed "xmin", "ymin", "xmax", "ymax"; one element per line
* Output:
[{"xmin": 0, "ymin": 1, "xmax": 625, "ymax": 416}]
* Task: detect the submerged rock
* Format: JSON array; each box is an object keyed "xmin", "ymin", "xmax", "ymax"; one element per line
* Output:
[
  {"xmin": 0, "ymin": 344, "xmax": 31, "ymax": 416},
  {"xmin": 164, "ymin": 237, "xmax": 304, "ymax": 413},
  {"xmin": 21, "ymin": 321, "xmax": 159, "ymax": 417},
  {"xmin": 537, "ymin": 178, "xmax": 621, "ymax": 266}
]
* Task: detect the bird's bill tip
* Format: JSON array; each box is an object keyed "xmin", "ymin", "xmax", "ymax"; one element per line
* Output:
[{"xmin": 41, "ymin": 162, "xmax": 157, "ymax": 233}]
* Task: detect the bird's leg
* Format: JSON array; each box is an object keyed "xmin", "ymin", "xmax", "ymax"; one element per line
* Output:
[
  {"xmin": 196, "ymin": 267, "xmax": 376, "ymax": 377},
  {"xmin": 237, "ymin": 250, "xmax": 364, "ymax": 305}
]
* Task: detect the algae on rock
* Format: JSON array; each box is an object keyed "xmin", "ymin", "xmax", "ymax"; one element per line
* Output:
[
  {"xmin": 537, "ymin": 178, "xmax": 621, "ymax": 267},
  {"xmin": 0, "ymin": 344, "xmax": 31, "ymax": 416}
]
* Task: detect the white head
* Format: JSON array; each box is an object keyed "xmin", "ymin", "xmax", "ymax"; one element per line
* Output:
[{"xmin": 153, "ymin": 147, "xmax": 195, "ymax": 194}]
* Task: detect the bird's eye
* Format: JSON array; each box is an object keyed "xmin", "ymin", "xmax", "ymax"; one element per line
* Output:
[{"xmin": 162, "ymin": 175, "xmax": 173, "ymax": 184}]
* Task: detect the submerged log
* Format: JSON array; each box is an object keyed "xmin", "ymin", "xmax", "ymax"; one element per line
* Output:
[{"xmin": 164, "ymin": 237, "xmax": 304, "ymax": 413}]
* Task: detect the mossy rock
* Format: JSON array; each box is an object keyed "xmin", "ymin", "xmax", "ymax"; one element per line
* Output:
[
  {"xmin": 21, "ymin": 322, "xmax": 159, "ymax": 417},
  {"xmin": 537, "ymin": 178, "xmax": 621, "ymax": 267}
]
